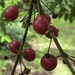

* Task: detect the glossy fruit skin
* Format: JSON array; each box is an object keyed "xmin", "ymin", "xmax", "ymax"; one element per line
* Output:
[
  {"xmin": 33, "ymin": 15, "xmax": 49, "ymax": 34},
  {"xmin": 44, "ymin": 14, "xmax": 51, "ymax": 23},
  {"xmin": 9, "ymin": 40, "xmax": 20, "ymax": 54},
  {"xmin": 23, "ymin": 48, "xmax": 36, "ymax": 61},
  {"xmin": 45, "ymin": 25, "xmax": 59, "ymax": 38},
  {"xmin": 4, "ymin": 6, "xmax": 19, "ymax": 21},
  {"xmin": 41, "ymin": 54, "xmax": 57, "ymax": 71}
]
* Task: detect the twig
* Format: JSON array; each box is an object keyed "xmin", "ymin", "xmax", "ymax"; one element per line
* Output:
[
  {"xmin": 47, "ymin": 39, "xmax": 52, "ymax": 53},
  {"xmin": 50, "ymin": 30, "xmax": 75, "ymax": 75},
  {"xmin": 11, "ymin": 1, "xmax": 34, "ymax": 75},
  {"xmin": 41, "ymin": 0, "xmax": 55, "ymax": 14}
]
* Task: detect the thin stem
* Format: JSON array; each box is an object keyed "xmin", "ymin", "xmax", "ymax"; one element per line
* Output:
[
  {"xmin": 68, "ymin": 55, "xmax": 75, "ymax": 58},
  {"xmin": 19, "ymin": 56, "xmax": 22, "ymax": 74},
  {"xmin": 33, "ymin": 7, "xmax": 36, "ymax": 20},
  {"xmin": 21, "ymin": 61, "xmax": 26, "ymax": 69},
  {"xmin": 20, "ymin": 10, "xmax": 37, "ymax": 22},
  {"xmin": 50, "ymin": 30, "xmax": 75, "ymax": 75},
  {"xmin": 56, "ymin": 55, "xmax": 61, "ymax": 58},
  {"xmin": 3, "ymin": 55, "xmax": 17, "ymax": 60},
  {"xmin": 41, "ymin": 0, "xmax": 55, "ymax": 14},
  {"xmin": 37, "ymin": 0, "xmax": 41, "ymax": 15},
  {"xmin": 11, "ymin": 1, "xmax": 34, "ymax": 75},
  {"xmin": 17, "ymin": 2, "xmax": 24, "ymax": 8},
  {"xmin": 68, "ymin": 57, "xmax": 75, "ymax": 62},
  {"xmin": 8, "ymin": 55, "xmax": 17, "ymax": 58},
  {"xmin": 20, "ymin": 11, "xmax": 29, "ymax": 22},
  {"xmin": 36, "ymin": 0, "xmax": 44, "ymax": 15},
  {"xmin": 47, "ymin": 39, "xmax": 52, "ymax": 53}
]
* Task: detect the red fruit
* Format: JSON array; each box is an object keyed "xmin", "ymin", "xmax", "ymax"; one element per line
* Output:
[
  {"xmin": 41, "ymin": 54, "xmax": 57, "ymax": 71},
  {"xmin": 9, "ymin": 40, "xmax": 20, "ymax": 54},
  {"xmin": 4, "ymin": 6, "xmax": 19, "ymax": 21},
  {"xmin": 33, "ymin": 15, "xmax": 49, "ymax": 34},
  {"xmin": 23, "ymin": 48, "xmax": 36, "ymax": 61},
  {"xmin": 44, "ymin": 14, "xmax": 51, "ymax": 23},
  {"xmin": 45, "ymin": 25, "xmax": 59, "ymax": 38}
]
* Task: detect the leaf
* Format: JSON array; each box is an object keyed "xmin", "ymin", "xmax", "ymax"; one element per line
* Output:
[
  {"xmin": 58, "ymin": 7, "xmax": 65, "ymax": 18},
  {"xmin": 0, "ymin": 32, "xmax": 11, "ymax": 43},
  {"xmin": 1, "ymin": 36, "xmax": 5, "ymax": 43},
  {"xmin": 71, "ymin": 7, "xmax": 75, "ymax": 19},
  {"xmin": 0, "ymin": 0, "xmax": 5, "ymax": 7},
  {"xmin": 64, "ymin": 13, "xmax": 68, "ymax": 21},
  {"xmin": 4, "ymin": 35, "xmax": 12, "ymax": 43},
  {"xmin": 69, "ymin": 16, "xmax": 73, "ymax": 23},
  {"xmin": 0, "ymin": 22, "xmax": 6, "ymax": 34}
]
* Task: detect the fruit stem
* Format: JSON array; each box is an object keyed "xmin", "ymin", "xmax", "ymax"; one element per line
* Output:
[
  {"xmin": 68, "ymin": 57, "xmax": 75, "ymax": 62},
  {"xmin": 17, "ymin": 2, "xmax": 24, "ymax": 8},
  {"xmin": 47, "ymin": 39, "xmax": 52, "ymax": 53},
  {"xmin": 11, "ymin": 0, "xmax": 34, "ymax": 75},
  {"xmin": 68, "ymin": 55, "xmax": 75, "ymax": 58},
  {"xmin": 36, "ymin": 0, "xmax": 44, "ymax": 15},
  {"xmin": 19, "ymin": 56, "xmax": 22, "ymax": 74},
  {"xmin": 4, "ymin": 55, "xmax": 17, "ymax": 60},
  {"xmin": 37, "ymin": 0, "xmax": 41, "ymax": 15},
  {"xmin": 20, "ymin": 11, "xmax": 29, "ymax": 22},
  {"xmin": 50, "ymin": 30, "xmax": 75, "ymax": 75},
  {"xmin": 21, "ymin": 61, "xmax": 26, "ymax": 69},
  {"xmin": 56, "ymin": 55, "xmax": 61, "ymax": 58},
  {"xmin": 41, "ymin": 0, "xmax": 55, "ymax": 14},
  {"xmin": 20, "ymin": 10, "xmax": 37, "ymax": 22}
]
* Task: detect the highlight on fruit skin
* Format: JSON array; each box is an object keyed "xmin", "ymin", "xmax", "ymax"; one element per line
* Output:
[
  {"xmin": 33, "ymin": 15, "xmax": 50, "ymax": 34},
  {"xmin": 4, "ymin": 6, "xmax": 19, "ymax": 21},
  {"xmin": 41, "ymin": 54, "xmax": 57, "ymax": 71}
]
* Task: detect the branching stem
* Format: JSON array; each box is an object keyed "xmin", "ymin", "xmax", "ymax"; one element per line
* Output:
[
  {"xmin": 11, "ymin": 1, "xmax": 34, "ymax": 75},
  {"xmin": 50, "ymin": 30, "xmax": 75, "ymax": 75}
]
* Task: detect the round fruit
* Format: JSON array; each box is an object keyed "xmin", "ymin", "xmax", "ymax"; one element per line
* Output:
[
  {"xmin": 45, "ymin": 25, "xmax": 59, "ymax": 38},
  {"xmin": 44, "ymin": 14, "xmax": 51, "ymax": 23},
  {"xmin": 33, "ymin": 15, "xmax": 49, "ymax": 34},
  {"xmin": 9, "ymin": 40, "xmax": 20, "ymax": 54},
  {"xmin": 41, "ymin": 54, "xmax": 57, "ymax": 71},
  {"xmin": 4, "ymin": 6, "xmax": 19, "ymax": 21},
  {"xmin": 23, "ymin": 48, "xmax": 36, "ymax": 61}
]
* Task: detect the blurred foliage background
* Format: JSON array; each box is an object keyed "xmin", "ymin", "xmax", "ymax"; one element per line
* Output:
[{"xmin": 0, "ymin": 0, "xmax": 75, "ymax": 75}]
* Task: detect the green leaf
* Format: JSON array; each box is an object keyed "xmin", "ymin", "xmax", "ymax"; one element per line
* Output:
[
  {"xmin": 1, "ymin": 36, "xmax": 5, "ymax": 43},
  {"xmin": 58, "ymin": 7, "xmax": 65, "ymax": 18},
  {"xmin": 4, "ymin": 35, "xmax": 12, "ymax": 43},
  {"xmin": 0, "ymin": 22, "xmax": 6, "ymax": 34},
  {"xmin": 0, "ymin": 0, "xmax": 5, "ymax": 7},
  {"xmin": 64, "ymin": 13, "xmax": 68, "ymax": 21},
  {"xmin": 69, "ymin": 16, "xmax": 73, "ymax": 23}
]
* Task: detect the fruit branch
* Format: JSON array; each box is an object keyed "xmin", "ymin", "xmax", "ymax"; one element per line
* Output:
[
  {"xmin": 47, "ymin": 39, "xmax": 52, "ymax": 53},
  {"xmin": 11, "ymin": 0, "xmax": 34, "ymax": 75},
  {"xmin": 50, "ymin": 30, "xmax": 75, "ymax": 75},
  {"xmin": 41, "ymin": 0, "xmax": 55, "ymax": 14}
]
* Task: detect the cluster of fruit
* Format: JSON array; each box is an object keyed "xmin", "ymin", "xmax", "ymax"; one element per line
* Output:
[
  {"xmin": 8, "ymin": 39, "xmax": 58, "ymax": 71},
  {"xmin": 3, "ymin": 0, "xmax": 60, "ymax": 75},
  {"xmin": 3, "ymin": 0, "xmax": 75, "ymax": 75},
  {"xmin": 4, "ymin": 5, "xmax": 59, "ymax": 38}
]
